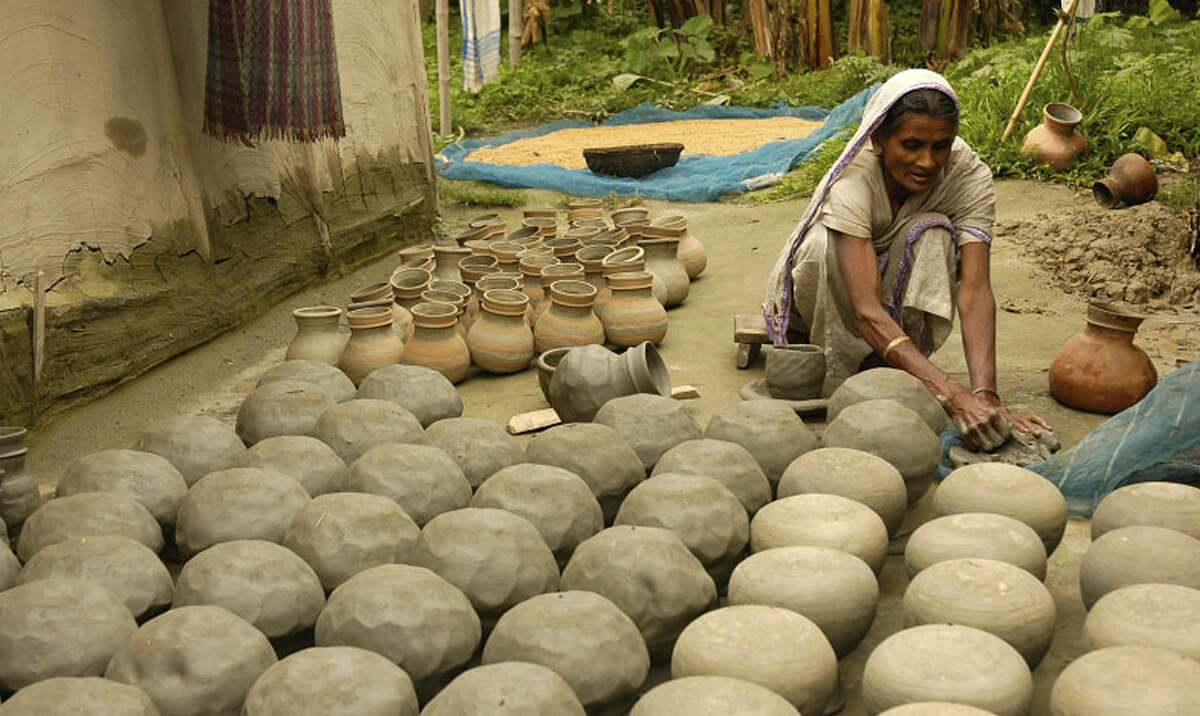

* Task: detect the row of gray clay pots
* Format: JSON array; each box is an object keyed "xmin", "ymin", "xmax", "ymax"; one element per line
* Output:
[{"xmin": 1, "ymin": 363, "xmax": 1199, "ymax": 715}]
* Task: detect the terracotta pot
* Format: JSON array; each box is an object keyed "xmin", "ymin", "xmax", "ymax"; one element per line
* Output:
[
  {"xmin": 535, "ymin": 263, "xmax": 586, "ymax": 326},
  {"xmin": 433, "ymin": 245, "xmax": 471, "ymax": 282},
  {"xmin": 544, "ymin": 237, "xmax": 583, "ymax": 260},
  {"xmin": 286, "ymin": 306, "xmax": 349, "ymax": 365},
  {"xmin": 610, "ymin": 207, "xmax": 649, "ymax": 225},
  {"xmin": 422, "ymin": 288, "xmax": 469, "ymax": 337},
  {"xmin": 654, "ymin": 215, "xmax": 707, "ymax": 279},
  {"xmin": 640, "ymin": 231, "xmax": 690, "ymax": 307},
  {"xmin": 468, "ymin": 214, "xmax": 506, "ymax": 240},
  {"xmin": 349, "ymin": 282, "xmax": 391, "ymax": 305},
  {"xmin": 536, "ymin": 347, "xmax": 572, "ymax": 403},
  {"xmin": 603, "ymin": 270, "xmax": 668, "ymax": 347},
  {"xmin": 0, "ymin": 426, "xmax": 42, "ymax": 526},
  {"xmin": 1049, "ymin": 301, "xmax": 1157, "ymax": 414},
  {"xmin": 521, "ymin": 216, "xmax": 558, "ymax": 239},
  {"xmin": 397, "ymin": 245, "xmax": 434, "ymax": 264},
  {"xmin": 467, "ymin": 290, "xmax": 534, "ymax": 374},
  {"xmin": 389, "ymin": 267, "xmax": 432, "ymax": 341},
  {"xmin": 519, "ymin": 255, "xmax": 561, "ymax": 309},
  {"xmin": 402, "ymin": 256, "xmax": 434, "ymax": 272},
  {"xmin": 430, "ymin": 279, "xmax": 472, "ymax": 303},
  {"xmin": 507, "ymin": 225, "xmax": 543, "ymax": 248},
  {"xmin": 563, "ymin": 227, "xmax": 602, "ymax": 243},
  {"xmin": 615, "ymin": 217, "xmax": 649, "ymax": 242},
  {"xmin": 517, "ymin": 246, "xmax": 554, "ymax": 260},
  {"xmin": 339, "ymin": 306, "xmax": 405, "ymax": 385},
  {"xmin": 547, "ymin": 341, "xmax": 672, "ymax": 423},
  {"xmin": 569, "ymin": 218, "xmax": 607, "ymax": 231},
  {"xmin": 523, "ymin": 208, "xmax": 558, "ymax": 219},
  {"xmin": 603, "ymin": 245, "xmax": 668, "ymax": 308},
  {"xmin": 463, "ymin": 239, "xmax": 493, "ymax": 256},
  {"xmin": 458, "ymin": 254, "xmax": 499, "ymax": 285},
  {"xmin": 452, "ymin": 225, "xmax": 489, "ymax": 245},
  {"xmin": 1093, "ymin": 153, "xmax": 1158, "ymax": 209},
  {"xmin": 403, "ymin": 301, "xmax": 471, "ymax": 383},
  {"xmin": 1021, "ymin": 102, "xmax": 1089, "ymax": 171},
  {"xmin": 575, "ymin": 245, "xmax": 613, "ymax": 295},
  {"xmin": 534, "ymin": 280, "xmax": 605, "ymax": 352},
  {"xmin": 488, "ymin": 241, "xmax": 524, "ymax": 266},
  {"xmin": 467, "ymin": 275, "xmax": 522, "ymax": 328}
]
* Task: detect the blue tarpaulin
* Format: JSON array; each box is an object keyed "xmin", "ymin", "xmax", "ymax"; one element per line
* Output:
[{"xmin": 435, "ymin": 85, "xmax": 877, "ymax": 203}]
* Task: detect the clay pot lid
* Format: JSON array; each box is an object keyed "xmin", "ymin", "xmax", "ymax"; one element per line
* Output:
[
  {"xmin": 430, "ymin": 280, "xmax": 472, "ymax": 299},
  {"xmin": 481, "ymin": 289, "xmax": 530, "ymax": 316},
  {"xmin": 603, "ymin": 246, "xmax": 645, "ymax": 266},
  {"xmin": 347, "ymin": 305, "xmax": 393, "ymax": 329},
  {"xmin": 1044, "ymin": 102, "xmax": 1083, "ymax": 128},
  {"xmin": 476, "ymin": 276, "xmax": 521, "ymax": 293},
  {"xmin": 409, "ymin": 301, "xmax": 458, "ymax": 328},
  {"xmin": 542, "ymin": 263, "xmax": 585, "ymax": 281},
  {"xmin": 520, "ymin": 255, "xmax": 561, "ymax": 276},
  {"xmin": 389, "ymin": 267, "xmax": 432, "ymax": 296},
  {"xmin": 293, "ymin": 305, "xmax": 342, "ymax": 320},
  {"xmin": 548, "ymin": 280, "xmax": 597, "ymax": 306},
  {"xmin": 350, "ymin": 282, "xmax": 391, "ymax": 303},
  {"xmin": 607, "ymin": 270, "xmax": 654, "ymax": 290},
  {"xmin": 1087, "ymin": 301, "xmax": 1146, "ymax": 332}
]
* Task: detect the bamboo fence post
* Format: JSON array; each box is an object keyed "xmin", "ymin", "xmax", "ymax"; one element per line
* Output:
[
  {"xmin": 509, "ymin": 0, "xmax": 521, "ymax": 67},
  {"xmin": 436, "ymin": 0, "xmax": 451, "ymax": 136},
  {"xmin": 1000, "ymin": 0, "xmax": 1081, "ymax": 142}
]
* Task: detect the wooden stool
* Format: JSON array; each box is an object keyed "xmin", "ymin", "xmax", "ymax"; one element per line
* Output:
[{"xmin": 734, "ymin": 313, "xmax": 770, "ymax": 369}]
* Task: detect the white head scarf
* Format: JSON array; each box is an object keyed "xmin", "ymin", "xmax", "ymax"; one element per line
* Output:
[{"xmin": 762, "ymin": 69, "xmax": 960, "ymax": 344}]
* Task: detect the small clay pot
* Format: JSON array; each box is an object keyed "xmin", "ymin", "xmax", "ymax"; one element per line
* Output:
[
  {"xmin": 489, "ymin": 241, "xmax": 524, "ymax": 266},
  {"xmin": 764, "ymin": 344, "xmax": 825, "ymax": 400},
  {"xmin": 1049, "ymin": 301, "xmax": 1157, "ymax": 414},
  {"xmin": 576, "ymin": 245, "xmax": 614, "ymax": 314},
  {"xmin": 350, "ymin": 282, "xmax": 392, "ymax": 305},
  {"xmin": 653, "ymin": 214, "xmax": 706, "ymax": 278},
  {"xmin": 339, "ymin": 306, "xmax": 404, "ymax": 385},
  {"xmin": 519, "ymin": 254, "xmax": 561, "ymax": 309},
  {"xmin": 466, "ymin": 290, "xmax": 534, "ymax": 374},
  {"xmin": 452, "ymin": 225, "xmax": 489, "ymax": 246},
  {"xmin": 432, "ymin": 245, "xmax": 471, "ymax": 282},
  {"xmin": 545, "ymin": 237, "xmax": 584, "ymax": 261},
  {"xmin": 286, "ymin": 306, "xmax": 349, "ymax": 365},
  {"xmin": 389, "ymin": 267, "xmax": 432, "ymax": 341},
  {"xmin": 534, "ymin": 281, "xmax": 605, "ymax": 353},
  {"xmin": 640, "ymin": 229, "xmax": 690, "ymax": 307},
  {"xmin": 522, "ymin": 216, "xmax": 558, "ymax": 239},
  {"xmin": 1093, "ymin": 152, "xmax": 1158, "ymax": 209},
  {"xmin": 610, "ymin": 207, "xmax": 649, "ymax": 225},
  {"xmin": 523, "ymin": 207, "xmax": 558, "ymax": 219},
  {"xmin": 1021, "ymin": 102, "xmax": 1089, "ymax": 171},
  {"xmin": 508, "ymin": 225, "xmax": 543, "ymax": 247},
  {"xmin": 458, "ymin": 256, "xmax": 499, "ymax": 286},
  {"xmin": 536, "ymin": 347, "xmax": 573, "ymax": 403},
  {"xmin": 536, "ymin": 263, "xmax": 586, "ymax": 325},
  {"xmin": 603, "ymin": 271, "xmax": 668, "ymax": 347},
  {"xmin": 462, "ymin": 238, "xmax": 493, "ymax": 256},
  {"xmin": 402, "ymin": 302, "xmax": 471, "ymax": 384}
]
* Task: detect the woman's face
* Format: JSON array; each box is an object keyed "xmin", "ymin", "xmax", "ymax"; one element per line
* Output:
[{"xmin": 875, "ymin": 114, "xmax": 956, "ymax": 197}]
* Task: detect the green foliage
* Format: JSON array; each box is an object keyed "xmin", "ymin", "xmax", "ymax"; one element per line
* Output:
[
  {"xmin": 620, "ymin": 15, "xmax": 716, "ymax": 79},
  {"xmin": 439, "ymin": 181, "xmax": 527, "ymax": 208},
  {"xmin": 1157, "ymin": 178, "xmax": 1200, "ymax": 212}
]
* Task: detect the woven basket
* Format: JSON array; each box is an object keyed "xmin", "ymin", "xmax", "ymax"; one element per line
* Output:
[{"xmin": 583, "ymin": 143, "xmax": 684, "ymax": 178}]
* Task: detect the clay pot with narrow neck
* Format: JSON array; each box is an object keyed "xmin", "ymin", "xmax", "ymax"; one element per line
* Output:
[
  {"xmin": 547, "ymin": 341, "xmax": 672, "ymax": 423},
  {"xmin": 534, "ymin": 263, "xmax": 586, "ymax": 326},
  {"xmin": 433, "ymin": 245, "xmax": 471, "ymax": 282},
  {"xmin": 508, "ymin": 226, "xmax": 543, "ymax": 248},
  {"xmin": 423, "ymin": 288, "xmax": 469, "ymax": 337},
  {"xmin": 488, "ymin": 241, "xmax": 524, "ymax": 267},
  {"xmin": 519, "ymin": 255, "xmax": 560, "ymax": 308},
  {"xmin": 602, "ymin": 270, "xmax": 668, "ymax": 347},
  {"xmin": 459, "ymin": 254, "xmax": 499, "ymax": 285},
  {"xmin": 339, "ymin": 306, "xmax": 405, "ymax": 385},
  {"xmin": 576, "ymin": 245, "xmax": 614, "ymax": 296},
  {"xmin": 403, "ymin": 302, "xmax": 471, "ymax": 383},
  {"xmin": 1049, "ymin": 301, "xmax": 1157, "ymax": 414},
  {"xmin": 466, "ymin": 275, "xmax": 521, "ymax": 329},
  {"xmin": 534, "ymin": 280, "xmax": 605, "ymax": 352},
  {"xmin": 466, "ymin": 290, "xmax": 535, "ymax": 374},
  {"xmin": 544, "ymin": 237, "xmax": 583, "ymax": 260},
  {"xmin": 654, "ymin": 214, "xmax": 706, "ymax": 279},
  {"xmin": 536, "ymin": 347, "xmax": 572, "ymax": 403},
  {"xmin": 521, "ymin": 216, "xmax": 558, "ymax": 239},
  {"xmin": 286, "ymin": 306, "xmax": 349, "ymax": 365},
  {"xmin": 1093, "ymin": 153, "xmax": 1158, "ymax": 209},
  {"xmin": 389, "ymin": 267, "xmax": 432, "ymax": 341},
  {"xmin": 350, "ymin": 282, "xmax": 391, "ymax": 305},
  {"xmin": 0, "ymin": 426, "xmax": 42, "ymax": 526},
  {"xmin": 610, "ymin": 207, "xmax": 649, "ymax": 225},
  {"xmin": 640, "ymin": 230, "xmax": 690, "ymax": 307},
  {"xmin": 603, "ymin": 246, "xmax": 668, "ymax": 308},
  {"xmin": 1021, "ymin": 102, "xmax": 1089, "ymax": 171}
]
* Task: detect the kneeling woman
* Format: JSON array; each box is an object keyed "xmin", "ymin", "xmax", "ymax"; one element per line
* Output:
[{"xmin": 763, "ymin": 69, "xmax": 1048, "ymax": 450}]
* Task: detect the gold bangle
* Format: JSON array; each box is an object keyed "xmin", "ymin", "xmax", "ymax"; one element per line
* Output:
[{"xmin": 881, "ymin": 334, "xmax": 911, "ymax": 362}]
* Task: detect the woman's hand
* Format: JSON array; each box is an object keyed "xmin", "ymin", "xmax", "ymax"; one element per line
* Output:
[
  {"xmin": 976, "ymin": 390, "xmax": 1052, "ymax": 438},
  {"xmin": 941, "ymin": 384, "xmax": 1011, "ymax": 451}
]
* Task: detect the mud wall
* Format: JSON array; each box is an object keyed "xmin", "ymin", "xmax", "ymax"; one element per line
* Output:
[{"xmin": 0, "ymin": 0, "xmax": 436, "ymax": 425}]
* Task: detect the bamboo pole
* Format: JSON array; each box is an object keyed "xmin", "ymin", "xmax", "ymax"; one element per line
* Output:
[
  {"xmin": 436, "ymin": 0, "xmax": 451, "ymax": 136},
  {"xmin": 508, "ymin": 0, "xmax": 521, "ymax": 67},
  {"xmin": 1000, "ymin": 0, "xmax": 1081, "ymax": 142}
]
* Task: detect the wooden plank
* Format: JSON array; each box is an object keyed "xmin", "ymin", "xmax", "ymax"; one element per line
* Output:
[
  {"xmin": 734, "ymin": 313, "xmax": 770, "ymax": 344},
  {"xmin": 671, "ymin": 384, "xmax": 701, "ymax": 400}
]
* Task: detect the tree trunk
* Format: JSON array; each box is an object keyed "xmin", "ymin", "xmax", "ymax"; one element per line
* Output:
[
  {"xmin": 920, "ymin": 0, "xmax": 972, "ymax": 67},
  {"xmin": 849, "ymin": 0, "xmax": 891, "ymax": 63}
]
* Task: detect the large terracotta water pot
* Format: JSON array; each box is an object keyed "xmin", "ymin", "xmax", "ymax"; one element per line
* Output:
[
  {"xmin": 466, "ymin": 290, "xmax": 535, "ymax": 374},
  {"xmin": 0, "ymin": 426, "xmax": 42, "ymax": 526},
  {"xmin": 1049, "ymin": 301, "xmax": 1157, "ymax": 414},
  {"xmin": 1021, "ymin": 102, "xmax": 1088, "ymax": 171},
  {"xmin": 286, "ymin": 306, "xmax": 348, "ymax": 365},
  {"xmin": 1093, "ymin": 153, "xmax": 1158, "ymax": 209},
  {"xmin": 534, "ymin": 280, "xmax": 605, "ymax": 352},
  {"xmin": 339, "ymin": 306, "xmax": 404, "ymax": 385},
  {"xmin": 403, "ymin": 301, "xmax": 471, "ymax": 383},
  {"xmin": 547, "ymin": 342, "xmax": 672, "ymax": 423},
  {"xmin": 602, "ymin": 270, "xmax": 668, "ymax": 347}
]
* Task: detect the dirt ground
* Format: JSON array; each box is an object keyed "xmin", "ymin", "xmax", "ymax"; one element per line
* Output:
[{"xmin": 23, "ymin": 179, "xmax": 1200, "ymax": 715}]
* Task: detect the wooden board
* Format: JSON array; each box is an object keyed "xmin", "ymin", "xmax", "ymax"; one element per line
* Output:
[
  {"xmin": 507, "ymin": 384, "xmax": 701, "ymax": 435},
  {"xmin": 734, "ymin": 312, "xmax": 770, "ymax": 343}
]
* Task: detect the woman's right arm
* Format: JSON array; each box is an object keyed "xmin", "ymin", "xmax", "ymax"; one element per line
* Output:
[{"xmin": 832, "ymin": 230, "xmax": 1011, "ymax": 450}]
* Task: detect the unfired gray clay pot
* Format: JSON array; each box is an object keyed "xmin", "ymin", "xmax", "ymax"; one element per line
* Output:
[
  {"xmin": 105, "ymin": 605, "xmax": 278, "ymax": 716},
  {"xmin": 631, "ymin": 676, "xmax": 800, "ymax": 716},
  {"xmin": 283, "ymin": 492, "xmax": 421, "ymax": 591},
  {"xmin": 56, "ymin": 448, "xmax": 188, "ymax": 527},
  {"xmin": 236, "ymin": 380, "xmax": 335, "ymax": 446},
  {"xmin": 1049, "ymin": 645, "xmax": 1200, "ymax": 715},
  {"xmin": 561, "ymin": 525, "xmax": 716, "ymax": 659},
  {"xmin": 356, "ymin": 363, "xmax": 463, "ymax": 427},
  {"xmin": 704, "ymin": 401, "xmax": 818, "ymax": 486},
  {"xmin": 0, "ymin": 677, "xmax": 159, "ymax": 716},
  {"xmin": 933, "ymin": 462, "xmax": 1069, "ymax": 554},
  {"xmin": 547, "ymin": 343, "xmax": 672, "ymax": 424},
  {"xmin": 764, "ymin": 344, "xmax": 825, "ymax": 400},
  {"xmin": 174, "ymin": 467, "xmax": 311, "ymax": 557},
  {"xmin": 422, "ymin": 417, "xmax": 524, "ymax": 489},
  {"xmin": 482, "ymin": 590, "xmax": 649, "ymax": 710},
  {"xmin": 750, "ymin": 494, "xmax": 890, "ymax": 574},
  {"xmin": 651, "ymin": 438, "xmax": 772, "ymax": 515},
  {"xmin": 905, "ymin": 512, "xmax": 1048, "ymax": 580},
  {"xmin": 236, "ymin": 435, "xmax": 347, "ymax": 497},
  {"xmin": 134, "ymin": 415, "xmax": 247, "ymax": 486},
  {"xmin": 1084, "ymin": 582, "xmax": 1200, "ymax": 660},
  {"xmin": 827, "ymin": 367, "xmax": 948, "ymax": 432},
  {"xmin": 777, "ymin": 447, "xmax": 908, "ymax": 536},
  {"xmin": 315, "ymin": 564, "xmax": 481, "ymax": 683},
  {"xmin": 593, "ymin": 394, "xmax": 702, "ymax": 472},
  {"xmin": 422, "ymin": 662, "xmax": 586, "ymax": 716},
  {"xmin": 257, "ymin": 360, "xmax": 357, "ymax": 403},
  {"xmin": 523, "ymin": 423, "xmax": 645, "ymax": 523},
  {"xmin": 822, "ymin": 399, "xmax": 941, "ymax": 505},
  {"xmin": 345, "ymin": 443, "xmax": 471, "ymax": 526},
  {"xmin": 242, "ymin": 646, "xmax": 419, "ymax": 716},
  {"xmin": 17, "ymin": 492, "xmax": 163, "ymax": 562},
  {"xmin": 0, "ymin": 577, "xmax": 137, "ymax": 692},
  {"xmin": 1090, "ymin": 481, "xmax": 1200, "ymax": 541},
  {"xmin": 312, "ymin": 400, "xmax": 424, "ymax": 465},
  {"xmin": 1078, "ymin": 525, "xmax": 1200, "ymax": 609}
]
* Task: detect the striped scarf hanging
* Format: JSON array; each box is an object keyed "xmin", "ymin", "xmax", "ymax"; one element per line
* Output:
[{"xmin": 204, "ymin": 0, "xmax": 346, "ymax": 144}]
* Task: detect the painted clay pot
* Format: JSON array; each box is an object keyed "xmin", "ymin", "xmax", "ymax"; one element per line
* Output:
[
  {"xmin": 615, "ymin": 217, "xmax": 649, "ymax": 242},
  {"xmin": 458, "ymin": 254, "xmax": 498, "ymax": 285},
  {"xmin": 432, "ymin": 245, "xmax": 471, "ymax": 282},
  {"xmin": 604, "ymin": 245, "xmax": 668, "ymax": 306},
  {"xmin": 1093, "ymin": 152, "xmax": 1158, "ymax": 208},
  {"xmin": 653, "ymin": 214, "xmax": 706, "ymax": 278},
  {"xmin": 403, "ymin": 302, "xmax": 471, "ymax": 384},
  {"xmin": 536, "ymin": 347, "xmax": 572, "ymax": 403},
  {"xmin": 466, "ymin": 290, "xmax": 534, "ymax": 374},
  {"xmin": 535, "ymin": 263, "xmax": 585, "ymax": 325},
  {"xmin": 519, "ymin": 254, "xmax": 560, "ymax": 309},
  {"xmin": 389, "ymin": 267, "xmax": 432, "ymax": 341},
  {"xmin": 469, "ymin": 275, "xmax": 523, "ymax": 328},
  {"xmin": 339, "ymin": 306, "xmax": 404, "ymax": 385},
  {"xmin": 1050, "ymin": 301, "xmax": 1157, "ymax": 414},
  {"xmin": 534, "ymin": 280, "xmax": 605, "ymax": 352},
  {"xmin": 285, "ymin": 306, "xmax": 349, "ymax": 365},
  {"xmin": 547, "ymin": 342, "xmax": 672, "ymax": 423},
  {"xmin": 0, "ymin": 427, "xmax": 42, "ymax": 527},
  {"xmin": 603, "ymin": 271, "xmax": 668, "ymax": 347},
  {"xmin": 640, "ymin": 231, "xmax": 689, "ymax": 307},
  {"xmin": 1021, "ymin": 102, "xmax": 1088, "ymax": 171},
  {"xmin": 422, "ymin": 288, "xmax": 469, "ymax": 337},
  {"xmin": 764, "ymin": 344, "xmax": 825, "ymax": 400}
]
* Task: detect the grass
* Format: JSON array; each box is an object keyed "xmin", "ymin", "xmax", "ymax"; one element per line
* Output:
[
  {"xmin": 438, "ymin": 181, "xmax": 527, "ymax": 208},
  {"xmin": 1157, "ymin": 177, "xmax": 1200, "ymax": 212}
]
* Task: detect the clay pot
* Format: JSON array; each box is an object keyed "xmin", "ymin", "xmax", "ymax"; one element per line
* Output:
[
  {"xmin": 389, "ymin": 267, "xmax": 432, "ymax": 341},
  {"xmin": 0, "ymin": 427, "xmax": 42, "ymax": 527},
  {"xmin": 569, "ymin": 218, "xmax": 607, "ymax": 230},
  {"xmin": 639, "ymin": 232, "xmax": 689, "ymax": 307},
  {"xmin": 422, "ymin": 288, "xmax": 469, "ymax": 338},
  {"xmin": 905, "ymin": 512, "xmax": 1048, "ymax": 580},
  {"xmin": 562, "ymin": 227, "xmax": 601, "ymax": 244},
  {"xmin": 244, "ymin": 647, "xmax": 419, "ymax": 716},
  {"xmin": 425, "ymin": 662, "xmax": 585, "ymax": 716},
  {"xmin": 764, "ymin": 344, "xmax": 825, "ymax": 400},
  {"xmin": 547, "ymin": 342, "xmax": 672, "ymax": 423},
  {"xmin": 523, "ymin": 207, "xmax": 558, "ymax": 219},
  {"xmin": 603, "ymin": 271, "xmax": 668, "ymax": 347},
  {"xmin": 934, "ymin": 463, "xmax": 1069, "ymax": 555},
  {"xmin": 452, "ymin": 225, "xmax": 489, "ymax": 246},
  {"xmin": 576, "ymin": 245, "xmax": 614, "ymax": 314},
  {"xmin": 1084, "ymin": 582, "xmax": 1200, "ymax": 659},
  {"xmin": 489, "ymin": 241, "xmax": 524, "ymax": 266},
  {"xmin": 536, "ymin": 347, "xmax": 573, "ymax": 403},
  {"xmin": 468, "ymin": 214, "xmax": 506, "ymax": 239},
  {"xmin": 463, "ymin": 238, "xmax": 493, "ymax": 256},
  {"xmin": 653, "ymin": 214, "xmax": 706, "ymax": 278},
  {"xmin": 403, "ymin": 302, "xmax": 471, "ymax": 384},
  {"xmin": 652, "ymin": 439, "xmax": 773, "ymax": 515},
  {"xmin": 508, "ymin": 225, "xmax": 543, "ymax": 247},
  {"xmin": 1078, "ymin": 525, "xmax": 1200, "ymax": 609},
  {"xmin": 589, "ymin": 227, "xmax": 628, "ymax": 247},
  {"xmin": 604, "ymin": 246, "xmax": 668, "ymax": 307},
  {"xmin": 1049, "ymin": 645, "xmax": 1200, "ymax": 715},
  {"xmin": 349, "ymin": 281, "xmax": 391, "ymax": 306},
  {"xmin": 610, "ymin": 207, "xmax": 649, "ymax": 225},
  {"xmin": 750, "ymin": 493, "xmax": 890, "ymax": 574},
  {"xmin": 466, "ymin": 290, "xmax": 534, "ymax": 374},
  {"xmin": 1049, "ymin": 301, "xmax": 1157, "ymax": 414},
  {"xmin": 520, "ymin": 255, "xmax": 561, "ymax": 309},
  {"xmin": 1091, "ymin": 481, "xmax": 1200, "ymax": 541},
  {"xmin": 1020, "ymin": 102, "xmax": 1088, "ymax": 171},
  {"xmin": 522, "ymin": 216, "xmax": 558, "ymax": 238},
  {"xmin": 458, "ymin": 254, "xmax": 499, "ymax": 285},
  {"xmin": 1093, "ymin": 152, "xmax": 1158, "ymax": 209},
  {"xmin": 615, "ymin": 217, "xmax": 649, "ymax": 242},
  {"xmin": 432, "ymin": 245, "xmax": 471, "ymax": 282},
  {"xmin": 339, "ymin": 306, "xmax": 404, "ymax": 385},
  {"xmin": 285, "ymin": 306, "xmax": 349, "ymax": 365},
  {"xmin": 778, "ymin": 447, "xmax": 907, "ymax": 536},
  {"xmin": 536, "ymin": 263, "xmax": 586, "ymax": 325},
  {"xmin": 534, "ymin": 281, "xmax": 605, "ymax": 352},
  {"xmin": 545, "ymin": 237, "xmax": 583, "ymax": 259}
]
